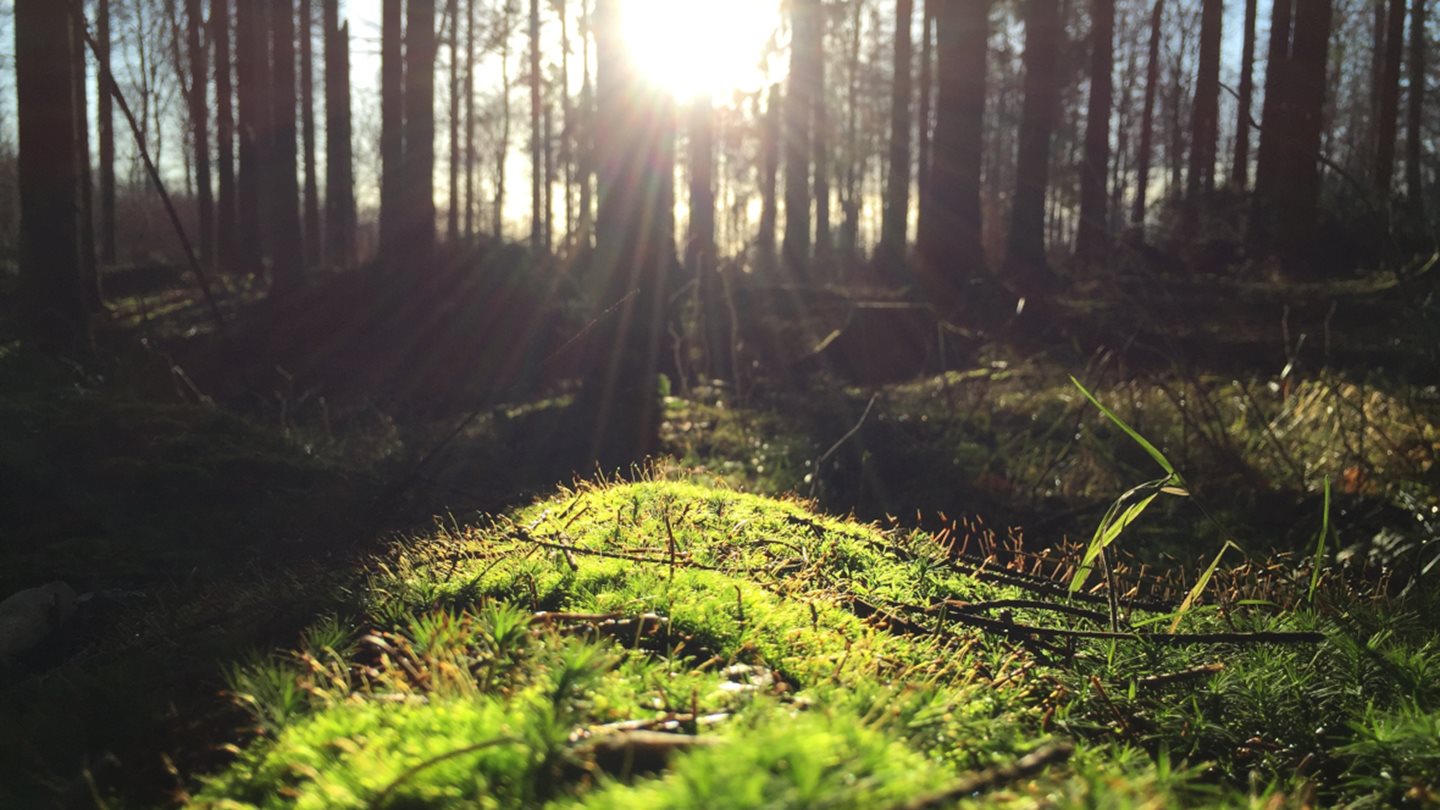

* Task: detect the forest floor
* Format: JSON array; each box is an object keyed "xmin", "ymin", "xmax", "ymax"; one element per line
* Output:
[{"xmin": 2, "ymin": 251, "xmax": 1439, "ymax": 807}]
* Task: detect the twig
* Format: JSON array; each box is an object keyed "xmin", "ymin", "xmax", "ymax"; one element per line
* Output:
[
  {"xmin": 944, "ymin": 611, "xmax": 1324, "ymax": 645},
  {"xmin": 900, "ymin": 741, "xmax": 1076, "ymax": 809},
  {"xmin": 936, "ymin": 599, "xmax": 1112, "ymax": 625},
  {"xmin": 1131, "ymin": 662, "xmax": 1226, "ymax": 691},
  {"xmin": 808, "ymin": 393, "xmax": 879, "ymax": 497}
]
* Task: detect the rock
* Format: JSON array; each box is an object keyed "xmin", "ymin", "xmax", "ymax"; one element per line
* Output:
[{"xmin": 0, "ymin": 581, "xmax": 79, "ymax": 659}]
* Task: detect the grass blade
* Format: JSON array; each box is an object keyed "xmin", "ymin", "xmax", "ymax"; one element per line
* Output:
[
  {"xmin": 1070, "ymin": 376, "xmax": 1178, "ymax": 479},
  {"xmin": 1169, "ymin": 540, "xmax": 1241, "ymax": 633},
  {"xmin": 1308, "ymin": 478, "xmax": 1331, "ymax": 603}
]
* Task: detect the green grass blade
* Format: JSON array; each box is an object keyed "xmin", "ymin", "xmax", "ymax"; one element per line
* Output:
[
  {"xmin": 1169, "ymin": 540, "xmax": 1240, "ymax": 633},
  {"xmin": 1308, "ymin": 478, "xmax": 1331, "ymax": 603},
  {"xmin": 1071, "ymin": 492, "xmax": 1160, "ymax": 592},
  {"xmin": 1070, "ymin": 376, "xmax": 1178, "ymax": 478}
]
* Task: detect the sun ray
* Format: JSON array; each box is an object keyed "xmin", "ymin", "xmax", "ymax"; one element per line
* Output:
[{"xmin": 618, "ymin": 0, "xmax": 780, "ymax": 100}]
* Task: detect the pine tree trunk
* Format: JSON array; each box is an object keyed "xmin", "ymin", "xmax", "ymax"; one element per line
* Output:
[
  {"xmin": 915, "ymin": 0, "xmax": 934, "ymax": 253},
  {"xmin": 1005, "ymin": 0, "xmax": 1060, "ymax": 293},
  {"xmin": 530, "ymin": 0, "xmax": 543, "ymax": 252},
  {"xmin": 496, "ymin": 6, "xmax": 512, "ymax": 239},
  {"xmin": 405, "ymin": 0, "xmax": 438, "ymax": 261},
  {"xmin": 758, "ymin": 82, "xmax": 781, "ymax": 267},
  {"xmin": 544, "ymin": 96, "xmax": 554, "ymax": 252},
  {"xmin": 15, "ymin": 0, "xmax": 88, "ymax": 352},
  {"xmin": 559, "ymin": 0, "xmax": 573, "ymax": 242},
  {"xmin": 447, "ymin": 0, "xmax": 461, "ymax": 243},
  {"xmin": 300, "ymin": 0, "xmax": 320, "ymax": 266},
  {"xmin": 690, "ymin": 99, "xmax": 727, "ymax": 380},
  {"xmin": 1252, "ymin": 0, "xmax": 1293, "ymax": 233},
  {"xmin": 1406, "ymin": 0, "xmax": 1427, "ymax": 222},
  {"xmin": 269, "ymin": 0, "xmax": 305, "ymax": 290},
  {"xmin": 916, "ymin": 0, "xmax": 989, "ymax": 309},
  {"xmin": 380, "ymin": 0, "xmax": 406, "ymax": 262},
  {"xmin": 97, "ymin": 0, "xmax": 117, "ymax": 266},
  {"xmin": 1075, "ymin": 0, "xmax": 1114, "ymax": 262},
  {"xmin": 235, "ymin": 0, "xmax": 270, "ymax": 278},
  {"xmin": 184, "ymin": 0, "xmax": 214, "ymax": 267},
  {"xmin": 1187, "ymin": 0, "xmax": 1221, "ymax": 197},
  {"xmin": 1232, "ymin": 0, "xmax": 1258, "ymax": 187},
  {"xmin": 577, "ymin": 0, "xmax": 594, "ymax": 248},
  {"xmin": 464, "ymin": 0, "xmax": 477, "ymax": 239},
  {"xmin": 1375, "ymin": 0, "xmax": 1406, "ymax": 198},
  {"xmin": 783, "ymin": 0, "xmax": 819, "ymax": 276},
  {"xmin": 878, "ymin": 0, "xmax": 913, "ymax": 268},
  {"xmin": 324, "ymin": 0, "xmax": 355, "ymax": 268},
  {"xmin": 72, "ymin": 11, "xmax": 98, "ymax": 311},
  {"xmin": 813, "ymin": 10, "xmax": 831, "ymax": 268},
  {"xmin": 214, "ymin": 0, "xmax": 237, "ymax": 272}
]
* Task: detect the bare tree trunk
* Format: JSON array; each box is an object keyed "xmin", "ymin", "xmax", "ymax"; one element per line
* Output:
[
  {"xmin": 1075, "ymin": 0, "xmax": 1114, "ymax": 262},
  {"xmin": 380, "ymin": 0, "xmax": 406, "ymax": 262},
  {"xmin": 184, "ymin": 0, "xmax": 214, "ymax": 267},
  {"xmin": 1375, "ymin": 0, "xmax": 1406, "ymax": 198},
  {"xmin": 917, "ymin": 0, "xmax": 989, "ymax": 310},
  {"xmin": 1004, "ymin": 0, "xmax": 1060, "ymax": 294},
  {"xmin": 577, "ymin": 0, "xmax": 594, "ymax": 248},
  {"xmin": 915, "ymin": 0, "xmax": 934, "ymax": 245},
  {"xmin": 496, "ymin": 5, "xmax": 512, "ymax": 239},
  {"xmin": 544, "ymin": 95, "xmax": 555, "ymax": 252},
  {"xmin": 878, "ymin": 0, "xmax": 913, "ymax": 269},
  {"xmin": 758, "ymin": 82, "xmax": 781, "ymax": 267},
  {"xmin": 1406, "ymin": 0, "xmax": 1427, "ymax": 222},
  {"xmin": 405, "ymin": 0, "xmax": 438, "ymax": 262},
  {"xmin": 813, "ymin": 7, "xmax": 832, "ymax": 269},
  {"xmin": 1187, "ymin": 0, "xmax": 1221, "ymax": 196},
  {"xmin": 447, "ymin": 0, "xmax": 461, "ymax": 243},
  {"xmin": 1252, "ymin": 0, "xmax": 1293, "ymax": 232},
  {"xmin": 235, "ymin": 0, "xmax": 270, "ymax": 278},
  {"xmin": 530, "ymin": 0, "xmax": 543, "ymax": 252},
  {"xmin": 97, "ymin": 0, "xmax": 117, "ymax": 266},
  {"xmin": 690, "ymin": 98, "xmax": 726, "ymax": 379},
  {"xmin": 559, "ymin": 0, "xmax": 573, "ymax": 243},
  {"xmin": 784, "ymin": 0, "xmax": 820, "ymax": 275},
  {"xmin": 1232, "ymin": 0, "xmax": 1257, "ymax": 187},
  {"xmin": 269, "ymin": 0, "xmax": 305, "ymax": 291},
  {"xmin": 214, "ymin": 0, "xmax": 237, "ymax": 271},
  {"xmin": 324, "ymin": 0, "xmax": 355, "ymax": 268},
  {"xmin": 16, "ymin": 0, "xmax": 88, "ymax": 351},
  {"xmin": 464, "ymin": 0, "xmax": 477, "ymax": 239},
  {"xmin": 300, "ymin": 0, "xmax": 320, "ymax": 266},
  {"xmin": 72, "ymin": 10, "xmax": 98, "ymax": 311}
]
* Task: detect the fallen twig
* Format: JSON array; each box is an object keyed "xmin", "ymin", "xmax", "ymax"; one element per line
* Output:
[
  {"xmin": 944, "ymin": 611, "xmax": 1324, "ymax": 646},
  {"xmin": 900, "ymin": 741, "xmax": 1076, "ymax": 809},
  {"xmin": 1131, "ymin": 662, "xmax": 1226, "ymax": 691}
]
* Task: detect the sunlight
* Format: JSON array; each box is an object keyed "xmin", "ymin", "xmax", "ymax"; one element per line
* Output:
[{"xmin": 618, "ymin": 0, "xmax": 779, "ymax": 100}]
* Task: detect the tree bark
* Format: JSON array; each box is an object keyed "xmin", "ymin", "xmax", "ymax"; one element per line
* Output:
[
  {"xmin": 97, "ymin": 0, "xmax": 117, "ymax": 266},
  {"xmin": 447, "ymin": 0, "xmax": 461, "ymax": 243},
  {"xmin": 213, "ymin": 0, "xmax": 237, "ymax": 272},
  {"xmin": 1375, "ymin": 0, "xmax": 1406, "ymax": 198},
  {"xmin": 235, "ymin": 0, "xmax": 271, "ymax": 278},
  {"xmin": 915, "ymin": 0, "xmax": 934, "ymax": 246},
  {"xmin": 1405, "ymin": 0, "xmax": 1427, "ymax": 222},
  {"xmin": 584, "ymin": 0, "xmax": 675, "ymax": 465},
  {"xmin": 1004, "ymin": 0, "xmax": 1060, "ymax": 294},
  {"xmin": 757, "ymin": 83, "xmax": 781, "ymax": 268},
  {"xmin": 380, "ymin": 0, "xmax": 406, "ymax": 263},
  {"xmin": 530, "ymin": 0, "xmax": 543, "ymax": 252},
  {"xmin": 878, "ymin": 0, "xmax": 914, "ymax": 268},
  {"xmin": 464, "ymin": 0, "xmax": 478, "ymax": 239},
  {"xmin": 577, "ymin": 0, "xmax": 594, "ymax": 248},
  {"xmin": 72, "ymin": 10, "xmax": 98, "ymax": 311},
  {"xmin": 784, "ymin": 0, "xmax": 821, "ymax": 276},
  {"xmin": 916, "ymin": 0, "xmax": 989, "ymax": 310},
  {"xmin": 15, "ymin": 0, "xmax": 88, "ymax": 352},
  {"xmin": 1187, "ymin": 0, "xmax": 1222, "ymax": 197},
  {"xmin": 405, "ymin": 0, "xmax": 438, "ymax": 262},
  {"xmin": 300, "ymin": 0, "xmax": 320, "ymax": 266},
  {"xmin": 185, "ymin": 0, "xmax": 214, "ymax": 267},
  {"xmin": 269, "ymin": 0, "xmax": 305, "ymax": 290},
  {"xmin": 1075, "ymin": 0, "xmax": 1114, "ymax": 263},
  {"xmin": 1252, "ymin": 0, "xmax": 1293, "ymax": 223},
  {"xmin": 324, "ymin": 0, "xmax": 355, "ymax": 268},
  {"xmin": 1232, "ymin": 0, "xmax": 1257, "ymax": 187},
  {"xmin": 813, "ymin": 5, "xmax": 832, "ymax": 268}
]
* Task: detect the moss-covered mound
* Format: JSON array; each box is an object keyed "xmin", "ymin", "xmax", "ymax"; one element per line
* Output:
[{"xmin": 190, "ymin": 480, "xmax": 1440, "ymax": 809}]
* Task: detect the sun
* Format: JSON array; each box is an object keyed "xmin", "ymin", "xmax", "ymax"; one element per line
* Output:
[{"xmin": 618, "ymin": 0, "xmax": 779, "ymax": 101}]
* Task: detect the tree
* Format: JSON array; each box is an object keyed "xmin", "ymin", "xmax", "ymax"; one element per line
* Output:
[
  {"xmin": 1232, "ymin": 0, "xmax": 1257, "ymax": 187},
  {"xmin": 1075, "ymin": 0, "xmax": 1114, "ymax": 262},
  {"xmin": 72, "ymin": 9, "xmax": 97, "ymax": 310},
  {"xmin": 877, "ymin": 0, "xmax": 914, "ymax": 269},
  {"xmin": 235, "ymin": 0, "xmax": 271, "ymax": 278},
  {"xmin": 1004, "ymin": 0, "xmax": 1060, "ymax": 294},
  {"xmin": 214, "ymin": 0, "xmax": 238, "ymax": 271},
  {"xmin": 916, "ymin": 0, "xmax": 989, "ymax": 310},
  {"xmin": 464, "ymin": 0, "xmax": 478, "ymax": 238},
  {"xmin": 583, "ymin": 0, "xmax": 675, "ymax": 464},
  {"xmin": 405, "ymin": 0, "xmax": 438, "ymax": 262},
  {"xmin": 380, "ymin": 0, "xmax": 406, "ymax": 262},
  {"xmin": 270, "ymin": 0, "xmax": 305, "ymax": 290},
  {"xmin": 1187, "ymin": 0, "xmax": 1221, "ymax": 196},
  {"xmin": 447, "ymin": 0, "xmax": 462, "ymax": 244},
  {"xmin": 812, "ymin": 3, "xmax": 831, "ymax": 266},
  {"xmin": 185, "ymin": 0, "xmax": 214, "ymax": 265},
  {"xmin": 1405, "ymin": 0, "xmax": 1427, "ymax": 221},
  {"xmin": 1252, "ymin": 0, "xmax": 1293, "ymax": 213},
  {"xmin": 324, "ymin": 0, "xmax": 355, "ymax": 268},
  {"xmin": 15, "ymin": 0, "xmax": 88, "ymax": 351},
  {"xmin": 300, "ymin": 0, "xmax": 320, "ymax": 267},
  {"xmin": 1375, "ymin": 0, "xmax": 1406, "ymax": 198},
  {"xmin": 916, "ymin": 0, "xmax": 934, "ymax": 244},
  {"xmin": 689, "ymin": 99, "xmax": 728, "ymax": 380},
  {"xmin": 784, "ymin": 0, "xmax": 821, "ymax": 275},
  {"xmin": 97, "ymin": 0, "xmax": 117, "ymax": 265},
  {"xmin": 757, "ymin": 82, "xmax": 781, "ymax": 268},
  {"xmin": 530, "ymin": 0, "xmax": 543, "ymax": 252},
  {"xmin": 1132, "ymin": 0, "xmax": 1163, "ymax": 224}
]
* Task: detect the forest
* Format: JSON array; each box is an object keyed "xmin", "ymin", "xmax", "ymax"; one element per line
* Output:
[{"xmin": 1, "ymin": 0, "xmax": 1439, "ymax": 806}]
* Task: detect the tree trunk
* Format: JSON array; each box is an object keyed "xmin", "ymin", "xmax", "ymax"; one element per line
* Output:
[
  {"xmin": 1406, "ymin": 0, "xmax": 1427, "ymax": 222},
  {"xmin": 583, "ymin": 0, "xmax": 675, "ymax": 465},
  {"xmin": 530, "ymin": 0, "xmax": 543, "ymax": 252},
  {"xmin": 544, "ymin": 94, "xmax": 555, "ymax": 252},
  {"xmin": 689, "ymin": 99, "xmax": 727, "ymax": 380},
  {"xmin": 405, "ymin": 0, "xmax": 438, "ymax": 262},
  {"xmin": 916, "ymin": 0, "xmax": 989, "ymax": 310},
  {"xmin": 813, "ymin": 7, "xmax": 831, "ymax": 268},
  {"xmin": 784, "ymin": 0, "xmax": 820, "ymax": 276},
  {"xmin": 1133, "ymin": 0, "xmax": 1162, "ymax": 225},
  {"xmin": 1375, "ymin": 0, "xmax": 1406, "ymax": 198},
  {"xmin": 184, "ymin": 0, "xmax": 214, "ymax": 267},
  {"xmin": 1075, "ymin": 0, "xmax": 1114, "ymax": 263},
  {"xmin": 758, "ymin": 82, "xmax": 781, "ymax": 268},
  {"xmin": 1004, "ymin": 0, "xmax": 1060, "ymax": 294},
  {"xmin": 496, "ymin": 5, "xmax": 512, "ymax": 238},
  {"xmin": 1232, "ymin": 0, "xmax": 1257, "ymax": 187},
  {"xmin": 559, "ymin": 0, "xmax": 573, "ymax": 242},
  {"xmin": 269, "ymin": 0, "xmax": 305, "ymax": 291},
  {"xmin": 214, "ymin": 0, "xmax": 238, "ymax": 271},
  {"xmin": 1252, "ymin": 0, "xmax": 1293, "ymax": 228},
  {"xmin": 72, "ymin": 10, "xmax": 98, "ymax": 311},
  {"xmin": 97, "ymin": 0, "xmax": 117, "ymax": 265},
  {"xmin": 15, "ymin": 0, "xmax": 88, "ymax": 352},
  {"xmin": 447, "ymin": 0, "xmax": 461, "ymax": 243},
  {"xmin": 878, "ymin": 0, "xmax": 914, "ymax": 269},
  {"xmin": 1187, "ymin": 0, "xmax": 1221, "ymax": 197},
  {"xmin": 380, "ymin": 0, "xmax": 406, "ymax": 262},
  {"xmin": 235, "ymin": 0, "xmax": 270, "ymax": 278},
  {"xmin": 324, "ymin": 0, "xmax": 355, "ymax": 268},
  {"xmin": 577, "ymin": 0, "xmax": 594, "ymax": 248},
  {"xmin": 464, "ymin": 0, "xmax": 477, "ymax": 239},
  {"xmin": 300, "ymin": 0, "xmax": 320, "ymax": 266},
  {"xmin": 915, "ymin": 0, "xmax": 934, "ymax": 246}
]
